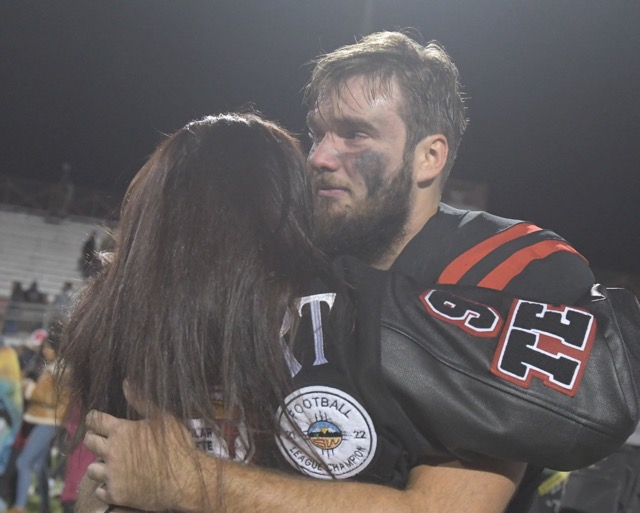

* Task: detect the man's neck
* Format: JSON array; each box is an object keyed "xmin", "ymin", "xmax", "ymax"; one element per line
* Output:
[{"xmin": 369, "ymin": 202, "xmax": 439, "ymax": 270}]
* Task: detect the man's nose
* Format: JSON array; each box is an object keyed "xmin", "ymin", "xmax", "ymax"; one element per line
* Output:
[{"xmin": 307, "ymin": 136, "xmax": 341, "ymax": 172}]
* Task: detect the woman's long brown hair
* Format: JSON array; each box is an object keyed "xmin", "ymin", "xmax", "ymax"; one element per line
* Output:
[{"xmin": 59, "ymin": 113, "xmax": 326, "ymax": 460}]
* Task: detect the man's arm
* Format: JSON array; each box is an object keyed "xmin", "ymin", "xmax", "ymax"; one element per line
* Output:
[
  {"xmin": 83, "ymin": 411, "xmax": 523, "ymax": 513},
  {"xmin": 210, "ymin": 458, "xmax": 523, "ymax": 513}
]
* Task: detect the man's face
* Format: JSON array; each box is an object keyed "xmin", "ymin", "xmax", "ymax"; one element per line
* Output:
[{"xmin": 306, "ymin": 76, "xmax": 414, "ymax": 264}]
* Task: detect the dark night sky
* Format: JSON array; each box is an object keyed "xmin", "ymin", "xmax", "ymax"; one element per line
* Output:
[{"xmin": 1, "ymin": 1, "xmax": 639, "ymax": 273}]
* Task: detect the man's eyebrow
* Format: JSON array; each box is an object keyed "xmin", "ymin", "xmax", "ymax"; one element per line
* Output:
[
  {"xmin": 307, "ymin": 113, "xmax": 378, "ymax": 135},
  {"xmin": 334, "ymin": 116, "xmax": 377, "ymax": 134}
]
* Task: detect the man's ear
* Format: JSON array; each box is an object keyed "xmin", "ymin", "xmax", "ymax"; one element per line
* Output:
[{"xmin": 412, "ymin": 134, "xmax": 448, "ymax": 185}]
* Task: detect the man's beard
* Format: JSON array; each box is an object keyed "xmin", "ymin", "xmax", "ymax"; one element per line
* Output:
[{"xmin": 313, "ymin": 160, "xmax": 412, "ymax": 266}]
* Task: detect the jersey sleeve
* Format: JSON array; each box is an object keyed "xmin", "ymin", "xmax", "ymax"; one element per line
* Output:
[
  {"xmin": 435, "ymin": 219, "xmax": 595, "ymax": 304},
  {"xmin": 500, "ymin": 250, "xmax": 595, "ymax": 304},
  {"xmin": 380, "ymin": 276, "xmax": 640, "ymax": 470}
]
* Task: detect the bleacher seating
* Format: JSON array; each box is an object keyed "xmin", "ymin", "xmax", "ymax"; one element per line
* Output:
[
  {"xmin": 0, "ymin": 208, "xmax": 110, "ymax": 300},
  {"xmin": 0, "ymin": 174, "xmax": 121, "ymax": 343},
  {"xmin": 0, "ymin": 207, "xmax": 114, "ymax": 342}
]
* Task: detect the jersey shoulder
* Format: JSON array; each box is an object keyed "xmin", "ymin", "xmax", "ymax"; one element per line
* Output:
[{"xmin": 393, "ymin": 203, "xmax": 594, "ymax": 303}]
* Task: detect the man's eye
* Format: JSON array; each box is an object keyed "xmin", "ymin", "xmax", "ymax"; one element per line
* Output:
[{"xmin": 345, "ymin": 132, "xmax": 367, "ymax": 140}]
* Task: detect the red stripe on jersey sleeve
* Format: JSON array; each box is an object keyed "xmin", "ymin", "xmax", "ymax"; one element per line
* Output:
[
  {"xmin": 437, "ymin": 223, "xmax": 542, "ymax": 285},
  {"xmin": 477, "ymin": 240, "xmax": 587, "ymax": 291}
]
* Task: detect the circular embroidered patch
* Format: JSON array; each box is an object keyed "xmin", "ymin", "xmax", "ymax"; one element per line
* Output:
[{"xmin": 275, "ymin": 385, "xmax": 377, "ymax": 479}]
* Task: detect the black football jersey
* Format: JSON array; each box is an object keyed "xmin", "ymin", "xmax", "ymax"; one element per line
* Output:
[{"xmin": 273, "ymin": 204, "xmax": 639, "ymax": 507}]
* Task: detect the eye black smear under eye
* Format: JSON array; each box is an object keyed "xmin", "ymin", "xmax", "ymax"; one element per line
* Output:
[{"xmin": 353, "ymin": 150, "xmax": 388, "ymax": 196}]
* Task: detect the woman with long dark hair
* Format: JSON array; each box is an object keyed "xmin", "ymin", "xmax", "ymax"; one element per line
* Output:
[{"xmin": 60, "ymin": 112, "xmax": 328, "ymax": 483}]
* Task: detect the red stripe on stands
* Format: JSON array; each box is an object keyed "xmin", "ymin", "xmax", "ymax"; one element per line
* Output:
[
  {"xmin": 477, "ymin": 240, "xmax": 585, "ymax": 291},
  {"xmin": 437, "ymin": 223, "xmax": 542, "ymax": 285}
]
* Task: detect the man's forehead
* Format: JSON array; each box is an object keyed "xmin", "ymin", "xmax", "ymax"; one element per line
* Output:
[{"xmin": 310, "ymin": 75, "xmax": 402, "ymax": 125}]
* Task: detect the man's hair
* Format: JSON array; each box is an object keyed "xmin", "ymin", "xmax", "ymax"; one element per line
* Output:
[
  {"xmin": 305, "ymin": 31, "xmax": 468, "ymax": 182},
  {"xmin": 60, "ymin": 112, "xmax": 327, "ymax": 459}
]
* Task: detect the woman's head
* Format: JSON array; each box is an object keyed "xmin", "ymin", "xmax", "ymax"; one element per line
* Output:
[
  {"xmin": 61, "ymin": 112, "xmax": 324, "ymax": 451},
  {"xmin": 120, "ymin": 112, "xmax": 316, "ymax": 287}
]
